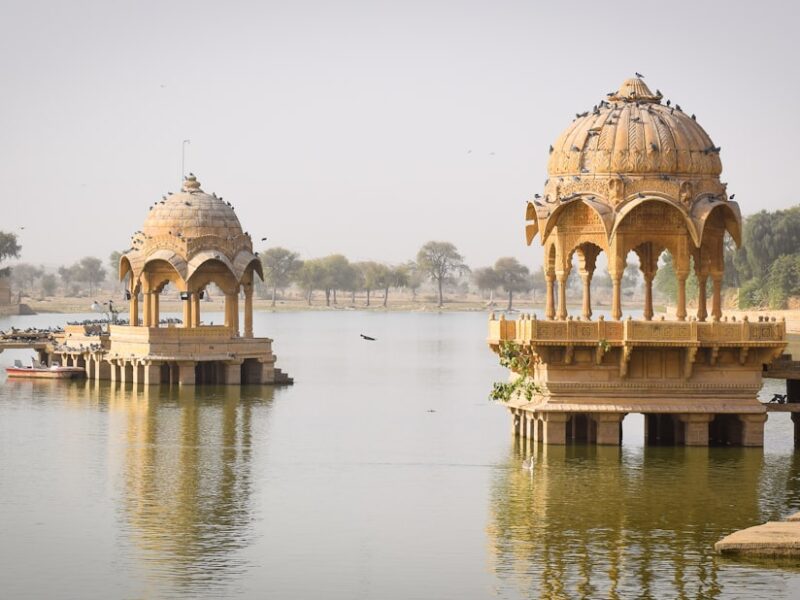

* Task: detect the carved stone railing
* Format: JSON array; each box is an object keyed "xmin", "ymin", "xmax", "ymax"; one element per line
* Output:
[{"xmin": 488, "ymin": 314, "xmax": 786, "ymax": 347}]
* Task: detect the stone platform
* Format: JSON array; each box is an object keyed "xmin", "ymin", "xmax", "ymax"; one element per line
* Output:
[
  {"xmin": 490, "ymin": 314, "xmax": 787, "ymax": 446},
  {"xmin": 716, "ymin": 513, "xmax": 800, "ymax": 557}
]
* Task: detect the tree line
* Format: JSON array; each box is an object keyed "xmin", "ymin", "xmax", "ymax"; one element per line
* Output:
[{"xmin": 261, "ymin": 241, "xmax": 472, "ymax": 307}]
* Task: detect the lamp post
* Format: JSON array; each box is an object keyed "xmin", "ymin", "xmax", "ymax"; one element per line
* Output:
[{"xmin": 181, "ymin": 139, "xmax": 191, "ymax": 181}]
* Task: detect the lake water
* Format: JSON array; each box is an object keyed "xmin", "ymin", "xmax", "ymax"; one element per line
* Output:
[{"xmin": 1, "ymin": 310, "xmax": 800, "ymax": 599}]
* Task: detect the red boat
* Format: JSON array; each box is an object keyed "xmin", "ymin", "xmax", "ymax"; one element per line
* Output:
[{"xmin": 5, "ymin": 359, "xmax": 85, "ymax": 379}]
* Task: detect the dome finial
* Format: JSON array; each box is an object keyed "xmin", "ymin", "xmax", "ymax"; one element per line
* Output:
[
  {"xmin": 608, "ymin": 77, "xmax": 662, "ymax": 103},
  {"xmin": 181, "ymin": 174, "xmax": 202, "ymax": 193}
]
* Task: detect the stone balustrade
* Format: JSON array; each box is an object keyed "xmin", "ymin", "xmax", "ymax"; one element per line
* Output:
[{"xmin": 488, "ymin": 314, "xmax": 786, "ymax": 348}]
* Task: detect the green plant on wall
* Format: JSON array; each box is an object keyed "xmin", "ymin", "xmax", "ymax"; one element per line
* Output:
[{"xmin": 490, "ymin": 341, "xmax": 540, "ymax": 403}]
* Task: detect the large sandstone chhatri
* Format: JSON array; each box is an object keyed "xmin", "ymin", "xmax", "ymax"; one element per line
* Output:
[{"xmin": 490, "ymin": 77, "xmax": 785, "ymax": 446}]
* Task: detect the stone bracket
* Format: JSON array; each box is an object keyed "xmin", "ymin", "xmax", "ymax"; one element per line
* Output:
[
  {"xmin": 620, "ymin": 345, "xmax": 632, "ymax": 378},
  {"xmin": 739, "ymin": 346, "xmax": 749, "ymax": 366},
  {"xmin": 564, "ymin": 345, "xmax": 574, "ymax": 365},
  {"xmin": 684, "ymin": 346, "xmax": 698, "ymax": 380},
  {"xmin": 710, "ymin": 345, "xmax": 719, "ymax": 366}
]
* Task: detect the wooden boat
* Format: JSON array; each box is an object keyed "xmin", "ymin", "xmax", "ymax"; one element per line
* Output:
[{"xmin": 5, "ymin": 359, "xmax": 84, "ymax": 379}]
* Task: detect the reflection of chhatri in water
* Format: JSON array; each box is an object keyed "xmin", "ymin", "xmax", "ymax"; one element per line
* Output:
[
  {"xmin": 90, "ymin": 383, "xmax": 272, "ymax": 594},
  {"xmin": 488, "ymin": 444, "xmax": 800, "ymax": 599},
  {"xmin": 489, "ymin": 77, "xmax": 786, "ymax": 448}
]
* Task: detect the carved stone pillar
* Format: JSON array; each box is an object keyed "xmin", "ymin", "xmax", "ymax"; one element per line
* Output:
[
  {"xmin": 243, "ymin": 284, "xmax": 254, "ymax": 338},
  {"xmin": 611, "ymin": 275, "xmax": 622, "ymax": 321},
  {"xmin": 580, "ymin": 271, "xmax": 593, "ymax": 321},
  {"xmin": 711, "ymin": 274, "xmax": 723, "ymax": 322},
  {"xmin": 129, "ymin": 292, "xmax": 139, "ymax": 327},
  {"xmin": 643, "ymin": 273, "xmax": 655, "ymax": 321},
  {"xmin": 192, "ymin": 294, "xmax": 201, "ymax": 327},
  {"xmin": 697, "ymin": 275, "xmax": 708, "ymax": 322},
  {"xmin": 151, "ymin": 292, "xmax": 160, "ymax": 327},
  {"xmin": 142, "ymin": 292, "xmax": 152, "ymax": 328},
  {"xmin": 545, "ymin": 273, "xmax": 555, "ymax": 320},
  {"xmin": 676, "ymin": 271, "xmax": 689, "ymax": 321},
  {"xmin": 556, "ymin": 273, "xmax": 568, "ymax": 320},
  {"xmin": 183, "ymin": 293, "xmax": 193, "ymax": 328}
]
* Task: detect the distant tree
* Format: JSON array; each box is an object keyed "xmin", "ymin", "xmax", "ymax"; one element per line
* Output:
[
  {"xmin": 405, "ymin": 261, "xmax": 424, "ymax": 301},
  {"xmin": 0, "ymin": 231, "xmax": 21, "ymax": 277},
  {"xmin": 473, "ymin": 266, "xmax": 500, "ymax": 304},
  {"xmin": 295, "ymin": 259, "xmax": 326, "ymax": 305},
  {"xmin": 529, "ymin": 270, "xmax": 546, "ymax": 304},
  {"xmin": 766, "ymin": 255, "xmax": 800, "ymax": 309},
  {"xmin": 416, "ymin": 241, "xmax": 470, "ymax": 307},
  {"xmin": 78, "ymin": 257, "xmax": 106, "ymax": 297},
  {"xmin": 321, "ymin": 254, "xmax": 351, "ymax": 305},
  {"xmin": 743, "ymin": 207, "xmax": 800, "ymax": 276},
  {"xmin": 108, "ymin": 250, "xmax": 124, "ymax": 275},
  {"xmin": 493, "ymin": 257, "xmax": 532, "ymax": 311},
  {"xmin": 58, "ymin": 264, "xmax": 82, "ymax": 296},
  {"xmin": 377, "ymin": 264, "xmax": 409, "ymax": 307},
  {"xmin": 342, "ymin": 263, "xmax": 364, "ymax": 305},
  {"xmin": 356, "ymin": 261, "xmax": 383, "ymax": 307},
  {"xmin": 10, "ymin": 263, "xmax": 43, "ymax": 296},
  {"xmin": 40, "ymin": 273, "xmax": 57, "ymax": 297},
  {"xmin": 261, "ymin": 247, "xmax": 303, "ymax": 306}
]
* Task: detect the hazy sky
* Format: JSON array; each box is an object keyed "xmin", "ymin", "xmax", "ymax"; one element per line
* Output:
[{"xmin": 2, "ymin": 0, "xmax": 799, "ymax": 271}]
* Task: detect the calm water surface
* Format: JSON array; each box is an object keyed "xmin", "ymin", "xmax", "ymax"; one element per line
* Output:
[{"xmin": 1, "ymin": 311, "xmax": 800, "ymax": 599}]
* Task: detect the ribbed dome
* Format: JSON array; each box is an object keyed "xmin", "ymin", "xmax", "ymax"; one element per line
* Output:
[
  {"xmin": 142, "ymin": 175, "xmax": 244, "ymax": 239},
  {"xmin": 548, "ymin": 78, "xmax": 721, "ymax": 178}
]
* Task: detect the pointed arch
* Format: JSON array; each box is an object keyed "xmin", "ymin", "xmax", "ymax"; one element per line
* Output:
[
  {"xmin": 119, "ymin": 255, "xmax": 133, "ymax": 282},
  {"xmin": 525, "ymin": 201, "xmax": 540, "ymax": 246},
  {"xmin": 611, "ymin": 196, "xmax": 701, "ymax": 247},
  {"xmin": 692, "ymin": 200, "xmax": 742, "ymax": 247},
  {"xmin": 141, "ymin": 250, "xmax": 188, "ymax": 280},
  {"xmin": 540, "ymin": 196, "xmax": 614, "ymax": 244},
  {"xmin": 232, "ymin": 250, "xmax": 263, "ymax": 282}
]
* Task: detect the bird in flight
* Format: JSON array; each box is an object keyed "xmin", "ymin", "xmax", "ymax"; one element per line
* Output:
[
  {"xmin": 360, "ymin": 334, "xmax": 376, "ymax": 341},
  {"xmin": 635, "ymin": 72, "xmax": 645, "ymax": 78},
  {"xmin": 261, "ymin": 237, "xmax": 267, "ymax": 241}
]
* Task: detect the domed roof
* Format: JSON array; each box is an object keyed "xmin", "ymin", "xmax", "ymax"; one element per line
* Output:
[
  {"xmin": 142, "ymin": 175, "xmax": 244, "ymax": 239},
  {"xmin": 120, "ymin": 174, "xmax": 261, "ymax": 285},
  {"xmin": 548, "ymin": 77, "xmax": 721, "ymax": 178}
]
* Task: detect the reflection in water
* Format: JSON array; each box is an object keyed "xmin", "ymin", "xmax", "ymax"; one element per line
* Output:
[
  {"xmin": 75, "ymin": 382, "xmax": 273, "ymax": 597},
  {"xmin": 489, "ymin": 442, "xmax": 800, "ymax": 599}
]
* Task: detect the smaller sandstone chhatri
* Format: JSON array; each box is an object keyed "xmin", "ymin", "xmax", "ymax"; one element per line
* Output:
[
  {"xmin": 490, "ymin": 77, "xmax": 785, "ymax": 447},
  {"xmin": 51, "ymin": 174, "xmax": 290, "ymax": 386}
]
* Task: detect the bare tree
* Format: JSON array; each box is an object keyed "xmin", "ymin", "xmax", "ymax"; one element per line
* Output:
[
  {"xmin": 378, "ymin": 264, "xmax": 409, "ymax": 307},
  {"xmin": 0, "ymin": 232, "xmax": 21, "ymax": 277},
  {"xmin": 295, "ymin": 259, "xmax": 326, "ymax": 305},
  {"xmin": 261, "ymin": 247, "xmax": 303, "ymax": 306},
  {"xmin": 10, "ymin": 263, "xmax": 43, "ymax": 296},
  {"xmin": 494, "ymin": 257, "xmax": 531, "ymax": 311},
  {"xmin": 473, "ymin": 266, "xmax": 501, "ymax": 305},
  {"xmin": 415, "ymin": 241, "xmax": 470, "ymax": 307}
]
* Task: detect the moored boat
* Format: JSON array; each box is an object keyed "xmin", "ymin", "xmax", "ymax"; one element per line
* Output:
[{"xmin": 5, "ymin": 359, "xmax": 85, "ymax": 379}]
